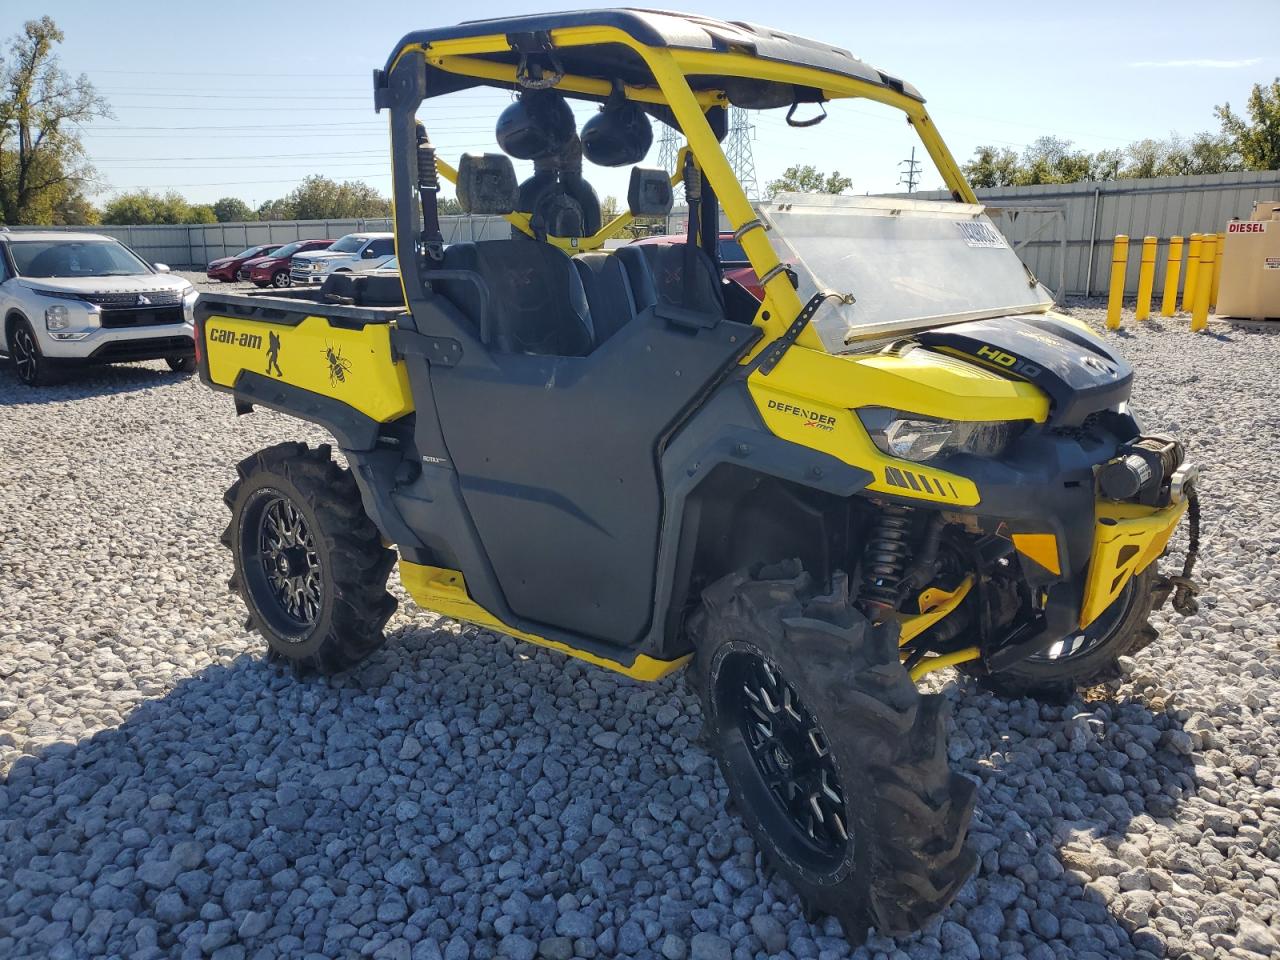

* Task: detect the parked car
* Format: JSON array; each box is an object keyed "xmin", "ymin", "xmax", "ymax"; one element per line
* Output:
[
  {"xmin": 630, "ymin": 232, "xmax": 765, "ymax": 298},
  {"xmin": 206, "ymin": 244, "xmax": 281, "ymax": 282},
  {"xmin": 242, "ymin": 239, "xmax": 335, "ymax": 288},
  {"xmin": 289, "ymin": 232, "xmax": 395, "ymax": 285},
  {"xmin": 0, "ymin": 231, "xmax": 197, "ymax": 386}
]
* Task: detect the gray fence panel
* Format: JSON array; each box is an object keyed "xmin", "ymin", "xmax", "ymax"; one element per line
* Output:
[{"xmin": 8, "ymin": 216, "xmax": 507, "ymax": 268}]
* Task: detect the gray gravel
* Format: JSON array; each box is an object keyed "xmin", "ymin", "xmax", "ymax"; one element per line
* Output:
[{"xmin": 2, "ymin": 300, "xmax": 1279, "ymax": 960}]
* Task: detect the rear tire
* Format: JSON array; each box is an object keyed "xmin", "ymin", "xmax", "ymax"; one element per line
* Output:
[
  {"xmin": 222, "ymin": 442, "xmax": 397, "ymax": 674},
  {"xmin": 689, "ymin": 561, "xmax": 977, "ymax": 943},
  {"xmin": 963, "ymin": 567, "xmax": 1157, "ymax": 700}
]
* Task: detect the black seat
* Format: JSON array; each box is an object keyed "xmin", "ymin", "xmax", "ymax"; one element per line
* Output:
[
  {"xmin": 437, "ymin": 240, "xmax": 594, "ymax": 357},
  {"xmin": 614, "ymin": 242, "xmax": 725, "ymax": 319},
  {"xmin": 572, "ymin": 253, "xmax": 638, "ymax": 346}
]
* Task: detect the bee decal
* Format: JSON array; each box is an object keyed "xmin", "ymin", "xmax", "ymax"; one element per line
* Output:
[{"xmin": 324, "ymin": 343, "xmax": 352, "ymax": 386}]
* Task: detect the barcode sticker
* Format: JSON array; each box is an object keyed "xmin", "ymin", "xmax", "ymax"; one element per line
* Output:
[{"xmin": 956, "ymin": 221, "xmax": 1007, "ymax": 248}]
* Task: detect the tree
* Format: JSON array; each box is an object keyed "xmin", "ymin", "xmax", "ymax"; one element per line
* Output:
[
  {"xmin": 963, "ymin": 146, "xmax": 1021, "ymax": 188},
  {"xmin": 765, "ymin": 165, "xmax": 852, "ymax": 198},
  {"xmin": 0, "ymin": 17, "xmax": 110, "ymax": 224},
  {"xmin": 212, "ymin": 196, "xmax": 255, "ymax": 222},
  {"xmin": 277, "ymin": 175, "xmax": 392, "ymax": 220},
  {"xmin": 51, "ymin": 188, "xmax": 96, "ymax": 224},
  {"xmin": 101, "ymin": 189, "xmax": 212, "ymax": 225},
  {"xmin": 1216, "ymin": 79, "xmax": 1280, "ymax": 171}
]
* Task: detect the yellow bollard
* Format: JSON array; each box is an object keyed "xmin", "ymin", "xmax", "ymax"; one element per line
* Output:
[
  {"xmin": 1160, "ymin": 236, "xmax": 1183, "ymax": 317},
  {"xmin": 1106, "ymin": 235, "xmax": 1128, "ymax": 330},
  {"xmin": 1209, "ymin": 231, "xmax": 1225, "ymax": 307},
  {"xmin": 1181, "ymin": 233, "xmax": 1202, "ymax": 313},
  {"xmin": 1135, "ymin": 236, "xmax": 1157, "ymax": 320},
  {"xmin": 1191, "ymin": 235, "xmax": 1216, "ymax": 331}
]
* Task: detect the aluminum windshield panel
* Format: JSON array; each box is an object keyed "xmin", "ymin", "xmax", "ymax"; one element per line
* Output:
[{"xmin": 759, "ymin": 194, "xmax": 1054, "ymax": 352}]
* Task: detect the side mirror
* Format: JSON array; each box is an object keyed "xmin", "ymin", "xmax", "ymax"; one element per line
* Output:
[{"xmin": 154, "ymin": 263, "xmax": 171, "ymax": 273}]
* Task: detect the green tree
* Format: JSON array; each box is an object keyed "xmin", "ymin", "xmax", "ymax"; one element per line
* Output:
[
  {"xmin": 101, "ymin": 189, "xmax": 208, "ymax": 225},
  {"xmin": 279, "ymin": 175, "xmax": 392, "ymax": 220},
  {"xmin": 50, "ymin": 188, "xmax": 96, "ymax": 224},
  {"xmin": 765, "ymin": 164, "xmax": 852, "ymax": 198},
  {"xmin": 0, "ymin": 17, "xmax": 110, "ymax": 224},
  {"xmin": 212, "ymin": 196, "xmax": 255, "ymax": 222},
  {"xmin": 962, "ymin": 146, "xmax": 1021, "ymax": 187},
  {"xmin": 1216, "ymin": 79, "xmax": 1280, "ymax": 170}
]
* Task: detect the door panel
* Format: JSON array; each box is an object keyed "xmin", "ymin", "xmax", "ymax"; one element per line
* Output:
[{"xmin": 430, "ymin": 314, "xmax": 753, "ymax": 645}]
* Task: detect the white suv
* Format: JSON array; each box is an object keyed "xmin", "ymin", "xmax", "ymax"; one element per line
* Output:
[
  {"xmin": 289, "ymin": 232, "xmax": 395, "ymax": 285},
  {"xmin": 0, "ymin": 231, "xmax": 198, "ymax": 387}
]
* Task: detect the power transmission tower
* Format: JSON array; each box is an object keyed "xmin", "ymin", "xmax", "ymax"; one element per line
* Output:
[
  {"xmin": 724, "ymin": 107, "xmax": 759, "ymax": 201},
  {"xmin": 898, "ymin": 145, "xmax": 922, "ymax": 193},
  {"xmin": 656, "ymin": 122, "xmax": 681, "ymax": 175}
]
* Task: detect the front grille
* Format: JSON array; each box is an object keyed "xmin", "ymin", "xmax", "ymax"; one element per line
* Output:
[
  {"xmin": 99, "ymin": 306, "xmax": 185, "ymax": 329},
  {"xmin": 238, "ymin": 268, "xmax": 251, "ymax": 280},
  {"xmin": 79, "ymin": 290, "xmax": 183, "ymax": 308}
]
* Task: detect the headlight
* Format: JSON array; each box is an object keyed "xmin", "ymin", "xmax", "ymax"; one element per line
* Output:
[
  {"xmin": 45, "ymin": 305, "xmax": 70, "ymax": 330},
  {"xmin": 312, "ymin": 262, "xmax": 325, "ymax": 271},
  {"xmin": 858, "ymin": 407, "xmax": 1025, "ymax": 462},
  {"xmin": 182, "ymin": 287, "xmax": 198, "ymax": 324}
]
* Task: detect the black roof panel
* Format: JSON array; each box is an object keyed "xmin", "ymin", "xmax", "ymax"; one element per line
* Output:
[{"xmin": 385, "ymin": 8, "xmax": 922, "ymax": 102}]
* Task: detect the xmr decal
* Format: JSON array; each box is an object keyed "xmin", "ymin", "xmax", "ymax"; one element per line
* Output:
[
  {"xmin": 766, "ymin": 398, "xmax": 836, "ymax": 432},
  {"xmin": 265, "ymin": 331, "xmax": 283, "ymax": 378}
]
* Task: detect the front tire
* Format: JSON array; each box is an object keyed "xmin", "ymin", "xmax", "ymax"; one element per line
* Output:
[
  {"xmin": 271, "ymin": 271, "xmax": 290, "ymax": 288},
  {"xmin": 966, "ymin": 567, "xmax": 1157, "ymax": 700},
  {"xmin": 8, "ymin": 317, "xmax": 53, "ymax": 387},
  {"xmin": 221, "ymin": 442, "xmax": 397, "ymax": 674},
  {"xmin": 690, "ymin": 561, "xmax": 977, "ymax": 943},
  {"xmin": 166, "ymin": 356, "xmax": 194, "ymax": 373}
]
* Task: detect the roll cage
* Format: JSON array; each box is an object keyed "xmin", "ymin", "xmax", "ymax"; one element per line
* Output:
[{"xmin": 373, "ymin": 9, "xmax": 976, "ymax": 352}]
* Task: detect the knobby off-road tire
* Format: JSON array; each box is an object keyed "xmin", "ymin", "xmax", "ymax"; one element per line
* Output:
[
  {"xmin": 963, "ymin": 567, "xmax": 1158, "ymax": 701},
  {"xmin": 222, "ymin": 442, "xmax": 397, "ymax": 674},
  {"xmin": 689, "ymin": 560, "xmax": 977, "ymax": 943}
]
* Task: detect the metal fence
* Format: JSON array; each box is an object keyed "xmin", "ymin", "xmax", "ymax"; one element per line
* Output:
[
  {"xmin": 6, "ymin": 216, "xmax": 512, "ymax": 269},
  {"xmin": 904, "ymin": 170, "xmax": 1280, "ymax": 297}
]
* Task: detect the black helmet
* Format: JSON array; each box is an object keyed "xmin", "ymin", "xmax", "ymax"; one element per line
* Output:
[
  {"xmin": 581, "ymin": 101, "xmax": 653, "ymax": 167},
  {"xmin": 495, "ymin": 90, "xmax": 577, "ymax": 161}
]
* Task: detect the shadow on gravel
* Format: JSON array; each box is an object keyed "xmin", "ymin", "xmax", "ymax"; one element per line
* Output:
[
  {"xmin": 0, "ymin": 362, "xmax": 186, "ymax": 404},
  {"xmin": 942, "ymin": 678, "xmax": 1200, "ymax": 960},
  {"xmin": 0, "ymin": 629, "xmax": 1200, "ymax": 960}
]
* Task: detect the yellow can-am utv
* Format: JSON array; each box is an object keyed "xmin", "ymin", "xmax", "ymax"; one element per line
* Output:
[{"xmin": 194, "ymin": 9, "xmax": 1200, "ymax": 943}]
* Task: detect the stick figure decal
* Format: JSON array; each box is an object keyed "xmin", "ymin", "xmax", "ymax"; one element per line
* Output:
[{"xmin": 265, "ymin": 331, "xmax": 283, "ymax": 378}]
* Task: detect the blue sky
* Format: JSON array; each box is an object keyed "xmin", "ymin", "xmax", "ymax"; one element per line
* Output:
[{"xmin": 28, "ymin": 0, "xmax": 1280, "ymax": 209}]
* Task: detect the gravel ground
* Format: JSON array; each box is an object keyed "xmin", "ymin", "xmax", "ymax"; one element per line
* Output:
[{"xmin": 1, "ymin": 300, "xmax": 1278, "ymax": 960}]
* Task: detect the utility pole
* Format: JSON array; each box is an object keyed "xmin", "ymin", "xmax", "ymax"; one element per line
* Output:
[{"xmin": 898, "ymin": 146, "xmax": 922, "ymax": 193}]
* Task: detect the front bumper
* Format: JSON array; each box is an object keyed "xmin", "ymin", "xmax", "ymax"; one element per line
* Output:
[
  {"xmin": 290, "ymin": 270, "xmax": 325, "ymax": 284},
  {"xmin": 41, "ymin": 321, "xmax": 196, "ymax": 362}
]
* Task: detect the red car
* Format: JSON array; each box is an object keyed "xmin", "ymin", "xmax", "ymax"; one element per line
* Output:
[
  {"xmin": 206, "ymin": 244, "xmax": 281, "ymax": 282},
  {"xmin": 241, "ymin": 239, "xmax": 335, "ymax": 288},
  {"xmin": 629, "ymin": 232, "xmax": 764, "ymax": 298}
]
